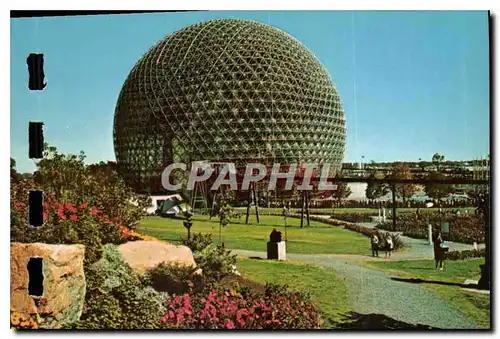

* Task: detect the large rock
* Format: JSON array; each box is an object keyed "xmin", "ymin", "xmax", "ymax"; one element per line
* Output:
[
  {"xmin": 117, "ymin": 240, "xmax": 197, "ymax": 275},
  {"xmin": 10, "ymin": 243, "xmax": 86, "ymax": 329}
]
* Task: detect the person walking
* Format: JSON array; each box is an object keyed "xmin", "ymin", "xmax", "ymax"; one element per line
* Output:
[
  {"xmin": 371, "ymin": 234, "xmax": 380, "ymax": 257},
  {"xmin": 385, "ymin": 235, "xmax": 394, "ymax": 259},
  {"xmin": 433, "ymin": 231, "xmax": 445, "ymax": 271}
]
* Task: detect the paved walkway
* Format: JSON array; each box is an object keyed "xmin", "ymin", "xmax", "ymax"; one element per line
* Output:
[{"xmin": 234, "ymin": 249, "xmax": 477, "ymax": 329}]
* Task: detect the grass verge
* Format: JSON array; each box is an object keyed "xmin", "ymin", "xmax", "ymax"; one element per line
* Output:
[{"xmin": 236, "ymin": 257, "xmax": 350, "ymax": 327}]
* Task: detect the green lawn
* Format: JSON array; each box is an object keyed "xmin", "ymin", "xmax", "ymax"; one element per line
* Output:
[
  {"xmin": 357, "ymin": 259, "xmax": 490, "ymax": 329},
  {"xmin": 237, "ymin": 257, "xmax": 350, "ymax": 327},
  {"xmin": 137, "ymin": 215, "xmax": 372, "ymax": 255}
]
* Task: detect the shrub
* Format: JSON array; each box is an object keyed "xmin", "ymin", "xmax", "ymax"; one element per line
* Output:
[
  {"xmin": 378, "ymin": 213, "xmax": 485, "ymax": 244},
  {"xmin": 143, "ymin": 263, "xmax": 204, "ymax": 295},
  {"xmin": 376, "ymin": 231, "xmax": 405, "ymax": 251},
  {"xmin": 11, "ymin": 191, "xmax": 129, "ymax": 266},
  {"xmin": 161, "ymin": 285, "xmax": 321, "ymax": 329},
  {"xmin": 10, "ymin": 311, "xmax": 39, "ymax": 329},
  {"xmin": 194, "ymin": 244, "xmax": 238, "ymax": 286},
  {"xmin": 182, "ymin": 232, "xmax": 213, "ymax": 253},
  {"xmin": 66, "ymin": 245, "xmax": 167, "ymax": 329},
  {"xmin": 330, "ymin": 213, "xmax": 373, "ymax": 223},
  {"xmin": 446, "ymin": 248, "xmax": 485, "ymax": 261},
  {"xmin": 264, "ymin": 213, "xmax": 405, "ymax": 250}
]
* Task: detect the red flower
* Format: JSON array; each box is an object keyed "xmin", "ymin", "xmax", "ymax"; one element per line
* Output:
[
  {"xmin": 224, "ymin": 319, "xmax": 235, "ymax": 329},
  {"xmin": 91, "ymin": 206, "xmax": 100, "ymax": 216},
  {"xmin": 79, "ymin": 202, "xmax": 88, "ymax": 209},
  {"xmin": 69, "ymin": 215, "xmax": 78, "ymax": 221},
  {"xmin": 43, "ymin": 212, "xmax": 48, "ymax": 222},
  {"xmin": 13, "ymin": 202, "xmax": 26, "ymax": 211}
]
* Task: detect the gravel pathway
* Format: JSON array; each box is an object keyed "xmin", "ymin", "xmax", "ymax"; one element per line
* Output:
[{"xmin": 233, "ymin": 249, "xmax": 478, "ymax": 329}]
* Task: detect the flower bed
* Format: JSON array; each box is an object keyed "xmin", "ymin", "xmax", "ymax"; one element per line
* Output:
[
  {"xmin": 161, "ymin": 285, "xmax": 321, "ymax": 329},
  {"xmin": 378, "ymin": 213, "xmax": 485, "ymax": 244}
]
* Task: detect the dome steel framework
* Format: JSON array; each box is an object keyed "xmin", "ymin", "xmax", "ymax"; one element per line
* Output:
[{"xmin": 114, "ymin": 18, "xmax": 346, "ymax": 192}]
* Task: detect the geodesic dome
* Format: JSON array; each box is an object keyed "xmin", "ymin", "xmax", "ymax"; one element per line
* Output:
[{"xmin": 114, "ymin": 18, "xmax": 346, "ymax": 193}]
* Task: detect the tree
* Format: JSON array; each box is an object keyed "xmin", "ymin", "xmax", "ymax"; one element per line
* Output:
[
  {"xmin": 331, "ymin": 175, "xmax": 352, "ymax": 206},
  {"xmin": 33, "ymin": 144, "xmax": 150, "ymax": 228},
  {"xmin": 365, "ymin": 171, "xmax": 390, "ymax": 202},
  {"xmin": 432, "ymin": 153, "xmax": 445, "ymax": 171},
  {"xmin": 10, "ymin": 157, "xmax": 23, "ymax": 182},
  {"xmin": 424, "ymin": 172, "xmax": 453, "ymax": 202},
  {"xmin": 390, "ymin": 162, "xmax": 421, "ymax": 204}
]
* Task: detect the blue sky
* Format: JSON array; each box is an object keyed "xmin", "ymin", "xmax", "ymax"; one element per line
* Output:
[{"xmin": 11, "ymin": 11, "xmax": 490, "ymax": 173}]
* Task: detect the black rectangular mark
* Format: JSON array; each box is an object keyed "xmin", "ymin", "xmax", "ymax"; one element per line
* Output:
[
  {"xmin": 29, "ymin": 122, "xmax": 44, "ymax": 159},
  {"xmin": 28, "ymin": 190, "xmax": 43, "ymax": 227},
  {"xmin": 27, "ymin": 53, "xmax": 47, "ymax": 91},
  {"xmin": 27, "ymin": 257, "xmax": 44, "ymax": 297}
]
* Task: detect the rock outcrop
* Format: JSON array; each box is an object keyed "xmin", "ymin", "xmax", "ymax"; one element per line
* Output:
[
  {"xmin": 10, "ymin": 243, "xmax": 86, "ymax": 329},
  {"xmin": 117, "ymin": 240, "xmax": 198, "ymax": 275}
]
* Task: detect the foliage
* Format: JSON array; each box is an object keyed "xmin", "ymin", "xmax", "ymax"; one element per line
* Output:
[
  {"xmin": 365, "ymin": 171, "xmax": 390, "ymax": 202},
  {"xmin": 10, "ymin": 311, "xmax": 39, "ymax": 329},
  {"xmin": 432, "ymin": 153, "xmax": 445, "ymax": 170},
  {"xmin": 306, "ymin": 215, "xmax": 404, "ymax": 250},
  {"xmin": 237, "ymin": 258, "xmax": 350, "ymax": 327},
  {"xmin": 161, "ymin": 285, "xmax": 321, "ymax": 329},
  {"xmin": 183, "ymin": 232, "xmax": 213, "ymax": 253},
  {"xmin": 330, "ymin": 175, "xmax": 352, "ymax": 203},
  {"xmin": 390, "ymin": 162, "xmax": 421, "ymax": 203},
  {"xmin": 29, "ymin": 145, "xmax": 150, "ymax": 229},
  {"xmin": 425, "ymin": 172, "xmax": 454, "ymax": 201},
  {"xmin": 194, "ymin": 244, "xmax": 238, "ymax": 286},
  {"xmin": 10, "ymin": 192, "xmax": 129, "ymax": 266},
  {"xmin": 375, "ymin": 231, "xmax": 405, "ymax": 251},
  {"xmin": 446, "ymin": 248, "xmax": 485, "ymax": 261},
  {"xmin": 217, "ymin": 197, "xmax": 239, "ymax": 227},
  {"xmin": 330, "ymin": 213, "xmax": 373, "ymax": 223},
  {"xmin": 378, "ymin": 213, "xmax": 485, "ymax": 244},
  {"xmin": 142, "ymin": 263, "xmax": 204, "ymax": 296},
  {"xmin": 66, "ymin": 245, "xmax": 167, "ymax": 329}
]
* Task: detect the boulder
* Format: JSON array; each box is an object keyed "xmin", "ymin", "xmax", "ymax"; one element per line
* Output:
[
  {"xmin": 117, "ymin": 240, "xmax": 198, "ymax": 275},
  {"xmin": 10, "ymin": 243, "xmax": 86, "ymax": 329}
]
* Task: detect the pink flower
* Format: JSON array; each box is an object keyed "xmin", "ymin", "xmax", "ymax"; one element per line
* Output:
[
  {"xmin": 79, "ymin": 202, "xmax": 88, "ymax": 209},
  {"xmin": 91, "ymin": 206, "xmax": 100, "ymax": 216},
  {"xmin": 224, "ymin": 319, "xmax": 235, "ymax": 329},
  {"xmin": 69, "ymin": 214, "xmax": 78, "ymax": 221}
]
